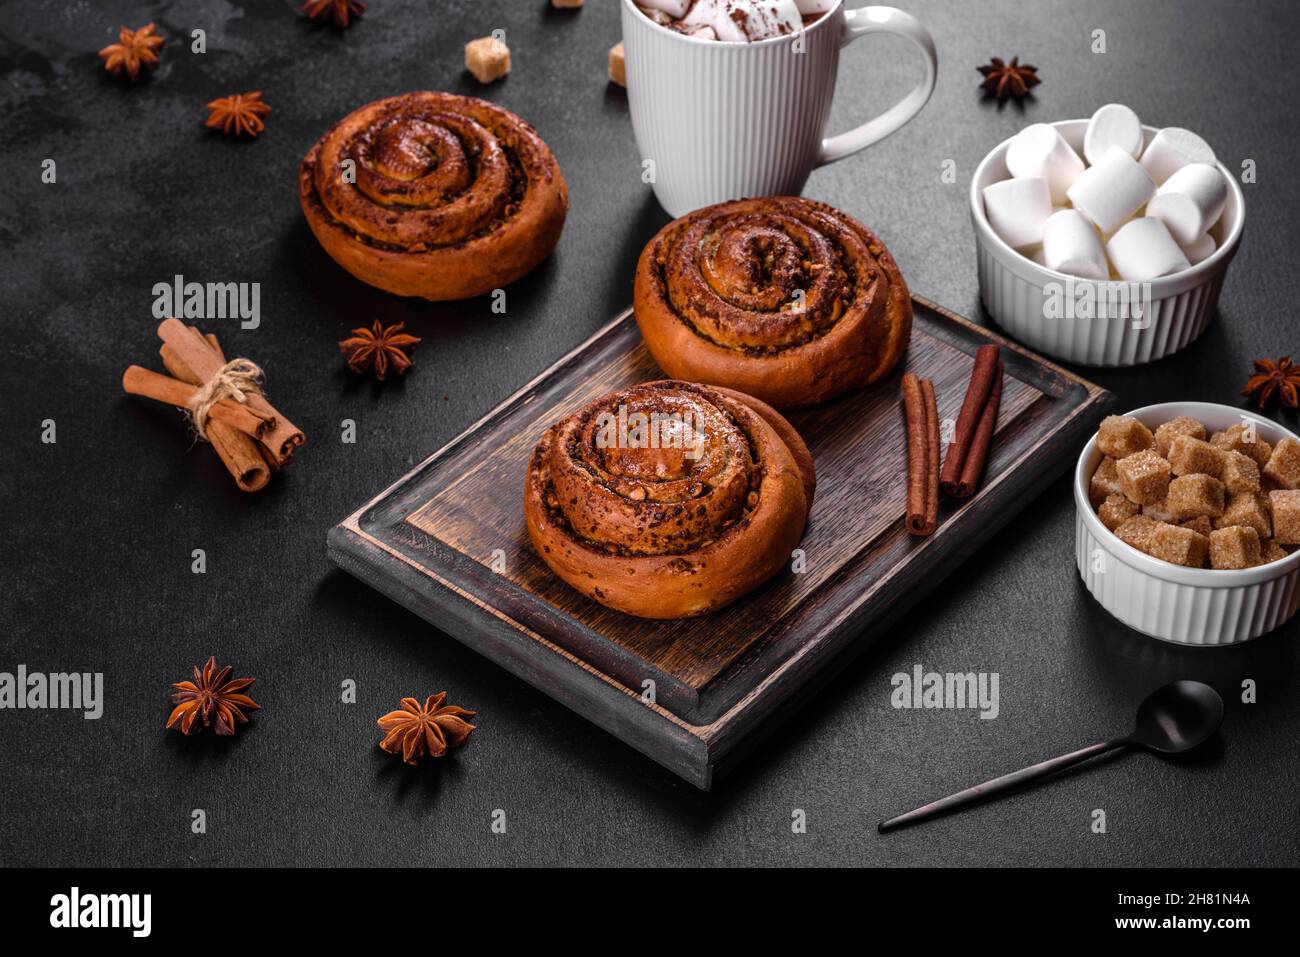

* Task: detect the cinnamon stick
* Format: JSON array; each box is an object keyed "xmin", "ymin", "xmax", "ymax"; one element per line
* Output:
[
  {"xmin": 902, "ymin": 372, "xmax": 940, "ymax": 536},
  {"xmin": 156, "ymin": 318, "xmax": 304, "ymax": 464},
  {"xmin": 940, "ymin": 344, "xmax": 1003, "ymax": 499},
  {"xmin": 122, "ymin": 365, "xmax": 274, "ymax": 440}
]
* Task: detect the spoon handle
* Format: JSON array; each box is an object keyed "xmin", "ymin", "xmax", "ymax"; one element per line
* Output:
[{"xmin": 878, "ymin": 738, "xmax": 1129, "ymax": 833}]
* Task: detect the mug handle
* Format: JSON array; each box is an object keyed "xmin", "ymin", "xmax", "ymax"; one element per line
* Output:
[{"xmin": 816, "ymin": 6, "xmax": 938, "ymax": 167}]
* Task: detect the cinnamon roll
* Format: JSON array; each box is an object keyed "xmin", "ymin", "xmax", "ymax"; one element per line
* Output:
[
  {"xmin": 524, "ymin": 380, "xmax": 814, "ymax": 619},
  {"xmin": 299, "ymin": 92, "xmax": 568, "ymax": 301},
  {"xmin": 634, "ymin": 196, "xmax": 912, "ymax": 409}
]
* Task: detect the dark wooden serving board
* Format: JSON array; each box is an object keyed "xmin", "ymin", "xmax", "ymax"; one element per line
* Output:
[{"xmin": 329, "ymin": 297, "xmax": 1112, "ymax": 789}]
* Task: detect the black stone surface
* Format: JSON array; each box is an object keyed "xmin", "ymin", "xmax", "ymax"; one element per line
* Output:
[{"xmin": 1, "ymin": 0, "xmax": 1297, "ymax": 867}]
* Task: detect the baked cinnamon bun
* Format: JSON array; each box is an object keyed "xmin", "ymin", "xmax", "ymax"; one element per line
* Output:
[
  {"xmin": 524, "ymin": 380, "xmax": 814, "ymax": 619},
  {"xmin": 634, "ymin": 196, "xmax": 912, "ymax": 409},
  {"xmin": 299, "ymin": 92, "xmax": 568, "ymax": 301}
]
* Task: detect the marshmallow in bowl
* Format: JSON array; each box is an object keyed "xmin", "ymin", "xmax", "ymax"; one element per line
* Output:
[
  {"xmin": 983, "ymin": 177, "xmax": 1053, "ymax": 250},
  {"xmin": 1042, "ymin": 209, "xmax": 1108, "ymax": 279},
  {"xmin": 1067, "ymin": 145, "xmax": 1156, "ymax": 235},
  {"xmin": 1182, "ymin": 232, "xmax": 1217, "ymax": 266},
  {"xmin": 1083, "ymin": 103, "xmax": 1144, "ymax": 165},
  {"xmin": 1146, "ymin": 163, "xmax": 1228, "ymax": 246},
  {"xmin": 1106, "ymin": 218, "xmax": 1191, "ymax": 281},
  {"xmin": 794, "ymin": 0, "xmax": 837, "ymax": 11},
  {"xmin": 1005, "ymin": 123, "xmax": 1085, "ymax": 204},
  {"xmin": 1139, "ymin": 127, "xmax": 1217, "ymax": 185}
]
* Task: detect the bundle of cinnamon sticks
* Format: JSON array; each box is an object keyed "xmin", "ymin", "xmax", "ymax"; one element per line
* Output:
[
  {"xmin": 903, "ymin": 344, "xmax": 1004, "ymax": 536},
  {"xmin": 122, "ymin": 319, "xmax": 304, "ymax": 492}
]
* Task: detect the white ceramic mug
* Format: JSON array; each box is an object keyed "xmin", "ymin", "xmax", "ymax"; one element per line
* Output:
[{"xmin": 620, "ymin": 0, "xmax": 938, "ymax": 217}]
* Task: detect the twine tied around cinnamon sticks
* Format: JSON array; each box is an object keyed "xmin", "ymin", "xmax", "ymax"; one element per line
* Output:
[
  {"xmin": 122, "ymin": 319, "xmax": 305, "ymax": 493},
  {"xmin": 903, "ymin": 344, "xmax": 1004, "ymax": 537}
]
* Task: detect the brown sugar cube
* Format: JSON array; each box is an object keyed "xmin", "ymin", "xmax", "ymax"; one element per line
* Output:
[
  {"xmin": 1115, "ymin": 515, "xmax": 1161, "ymax": 554},
  {"xmin": 552, "ymin": 0, "xmax": 584, "ymax": 7},
  {"xmin": 1116, "ymin": 450, "xmax": 1171, "ymax": 505},
  {"xmin": 1167, "ymin": 473, "xmax": 1225, "ymax": 520},
  {"xmin": 1155, "ymin": 416, "xmax": 1206, "ymax": 457},
  {"xmin": 1167, "ymin": 434, "xmax": 1225, "ymax": 477},
  {"xmin": 1148, "ymin": 522, "xmax": 1209, "ymax": 568},
  {"xmin": 1262, "ymin": 437, "xmax": 1300, "ymax": 490},
  {"xmin": 1181, "ymin": 516, "xmax": 1213, "ymax": 536},
  {"xmin": 1098, "ymin": 494, "xmax": 1140, "ymax": 531},
  {"xmin": 608, "ymin": 41, "xmax": 626, "ymax": 87},
  {"xmin": 1097, "ymin": 415, "xmax": 1155, "ymax": 458},
  {"xmin": 1209, "ymin": 525, "xmax": 1262, "ymax": 570},
  {"xmin": 1090, "ymin": 457, "xmax": 1123, "ymax": 506},
  {"xmin": 465, "ymin": 36, "xmax": 511, "ymax": 84},
  {"xmin": 1216, "ymin": 492, "xmax": 1271, "ymax": 539},
  {"xmin": 1219, "ymin": 450, "xmax": 1261, "ymax": 494},
  {"xmin": 1211, "ymin": 423, "xmax": 1272, "ymax": 466},
  {"xmin": 1263, "ymin": 539, "xmax": 1290, "ymax": 564},
  {"xmin": 1269, "ymin": 489, "xmax": 1300, "ymax": 544},
  {"xmin": 1142, "ymin": 498, "xmax": 1176, "ymax": 523}
]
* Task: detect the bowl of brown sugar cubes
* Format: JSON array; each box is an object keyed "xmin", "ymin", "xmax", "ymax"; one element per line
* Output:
[
  {"xmin": 1075, "ymin": 402, "xmax": 1300, "ymax": 644},
  {"xmin": 971, "ymin": 106, "xmax": 1245, "ymax": 367}
]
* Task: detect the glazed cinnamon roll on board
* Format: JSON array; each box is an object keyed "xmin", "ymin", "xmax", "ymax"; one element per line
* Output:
[
  {"xmin": 634, "ymin": 197, "xmax": 912, "ymax": 409},
  {"xmin": 524, "ymin": 380, "xmax": 814, "ymax": 619},
  {"xmin": 299, "ymin": 92, "xmax": 568, "ymax": 301}
]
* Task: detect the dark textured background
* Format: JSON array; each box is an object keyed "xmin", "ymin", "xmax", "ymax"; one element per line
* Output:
[{"xmin": 1, "ymin": 0, "xmax": 1298, "ymax": 867}]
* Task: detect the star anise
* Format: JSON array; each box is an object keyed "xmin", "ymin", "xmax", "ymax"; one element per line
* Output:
[
  {"xmin": 302, "ymin": 0, "xmax": 367, "ymax": 28},
  {"xmin": 167, "ymin": 656, "xmax": 260, "ymax": 736},
  {"xmin": 1242, "ymin": 356, "xmax": 1300, "ymax": 409},
  {"xmin": 377, "ymin": 693, "xmax": 476, "ymax": 764},
  {"xmin": 98, "ymin": 23, "xmax": 165, "ymax": 81},
  {"xmin": 204, "ymin": 91, "xmax": 271, "ymax": 138},
  {"xmin": 339, "ymin": 321, "xmax": 422, "ymax": 380},
  {"xmin": 977, "ymin": 56, "xmax": 1040, "ymax": 101}
]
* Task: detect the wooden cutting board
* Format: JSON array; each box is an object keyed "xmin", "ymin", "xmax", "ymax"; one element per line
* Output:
[{"xmin": 329, "ymin": 296, "xmax": 1112, "ymax": 789}]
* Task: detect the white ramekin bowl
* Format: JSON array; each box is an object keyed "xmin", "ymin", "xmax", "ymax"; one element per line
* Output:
[
  {"xmin": 1075, "ymin": 402, "xmax": 1300, "ymax": 646},
  {"xmin": 971, "ymin": 120, "xmax": 1246, "ymax": 367}
]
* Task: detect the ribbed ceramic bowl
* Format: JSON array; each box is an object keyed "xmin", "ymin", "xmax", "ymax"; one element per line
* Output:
[
  {"xmin": 1075, "ymin": 403, "xmax": 1300, "ymax": 645},
  {"xmin": 972, "ymin": 120, "xmax": 1246, "ymax": 367}
]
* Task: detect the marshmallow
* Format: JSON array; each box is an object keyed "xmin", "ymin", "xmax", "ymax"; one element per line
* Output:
[
  {"xmin": 1041, "ymin": 209, "xmax": 1109, "ymax": 279},
  {"xmin": 1146, "ymin": 162, "xmax": 1228, "ymax": 246},
  {"xmin": 1139, "ymin": 127, "xmax": 1216, "ymax": 185},
  {"xmin": 1067, "ymin": 145, "xmax": 1156, "ymax": 235},
  {"xmin": 1182, "ymin": 232, "xmax": 1217, "ymax": 266},
  {"xmin": 1106, "ymin": 218, "xmax": 1191, "ymax": 281},
  {"xmin": 1005, "ymin": 123, "xmax": 1086, "ymax": 204},
  {"xmin": 1083, "ymin": 103, "xmax": 1144, "ymax": 165},
  {"xmin": 983, "ymin": 176, "xmax": 1053, "ymax": 250}
]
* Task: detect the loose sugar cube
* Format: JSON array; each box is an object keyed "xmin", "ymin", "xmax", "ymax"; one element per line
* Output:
[
  {"xmin": 1148, "ymin": 522, "xmax": 1209, "ymax": 567},
  {"xmin": 1269, "ymin": 490, "xmax": 1300, "ymax": 544},
  {"xmin": 1115, "ymin": 515, "xmax": 1161, "ymax": 553},
  {"xmin": 1097, "ymin": 415, "xmax": 1154, "ymax": 458},
  {"xmin": 1263, "ymin": 539, "xmax": 1290, "ymax": 564},
  {"xmin": 1155, "ymin": 416, "xmax": 1206, "ymax": 457},
  {"xmin": 1142, "ymin": 498, "xmax": 1176, "ymax": 523},
  {"xmin": 465, "ymin": 36, "xmax": 511, "ymax": 84},
  {"xmin": 1216, "ymin": 492, "xmax": 1271, "ymax": 539},
  {"xmin": 1099, "ymin": 494, "xmax": 1140, "ymax": 531},
  {"xmin": 1263, "ymin": 437, "xmax": 1300, "ymax": 490},
  {"xmin": 1211, "ymin": 424, "xmax": 1272, "ymax": 466},
  {"xmin": 1209, "ymin": 525, "xmax": 1261, "ymax": 570},
  {"xmin": 1181, "ymin": 516, "xmax": 1213, "ymax": 537},
  {"xmin": 552, "ymin": 0, "xmax": 584, "ymax": 7},
  {"xmin": 1220, "ymin": 450, "xmax": 1261, "ymax": 494},
  {"xmin": 1090, "ymin": 457, "xmax": 1123, "ymax": 506},
  {"xmin": 608, "ymin": 42, "xmax": 626, "ymax": 87},
  {"xmin": 1167, "ymin": 434, "xmax": 1225, "ymax": 477},
  {"xmin": 1167, "ymin": 473, "xmax": 1225, "ymax": 519},
  {"xmin": 1117, "ymin": 450, "xmax": 1171, "ymax": 505}
]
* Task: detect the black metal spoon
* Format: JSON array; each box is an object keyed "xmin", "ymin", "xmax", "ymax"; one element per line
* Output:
[{"xmin": 878, "ymin": 680, "xmax": 1224, "ymax": 833}]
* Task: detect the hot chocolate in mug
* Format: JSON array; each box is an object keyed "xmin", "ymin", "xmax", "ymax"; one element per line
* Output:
[{"xmin": 621, "ymin": 0, "xmax": 938, "ymax": 217}]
